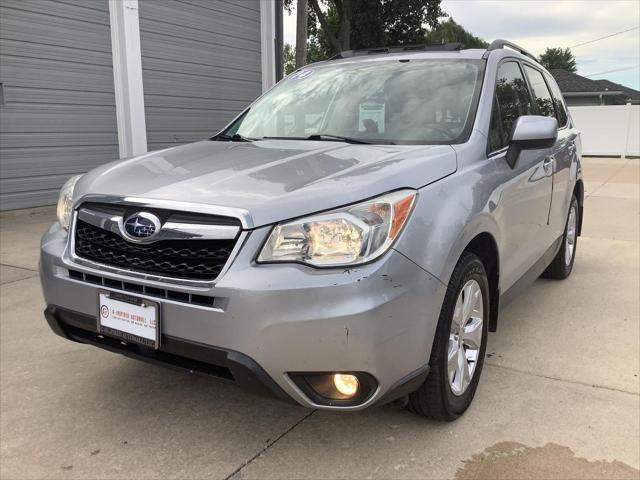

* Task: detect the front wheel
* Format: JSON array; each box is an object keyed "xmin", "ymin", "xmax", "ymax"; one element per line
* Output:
[
  {"xmin": 543, "ymin": 195, "xmax": 579, "ymax": 279},
  {"xmin": 407, "ymin": 252, "xmax": 489, "ymax": 421}
]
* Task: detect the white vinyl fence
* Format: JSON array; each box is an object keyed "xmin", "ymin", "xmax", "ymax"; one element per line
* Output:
[{"xmin": 569, "ymin": 104, "xmax": 640, "ymax": 157}]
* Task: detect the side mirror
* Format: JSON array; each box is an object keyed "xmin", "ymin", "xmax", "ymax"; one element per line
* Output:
[{"xmin": 505, "ymin": 115, "xmax": 558, "ymax": 168}]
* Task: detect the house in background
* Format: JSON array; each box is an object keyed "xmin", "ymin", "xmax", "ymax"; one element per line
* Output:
[
  {"xmin": 592, "ymin": 79, "xmax": 640, "ymax": 105},
  {"xmin": 0, "ymin": 0, "xmax": 283, "ymax": 211},
  {"xmin": 550, "ymin": 69, "xmax": 640, "ymax": 106}
]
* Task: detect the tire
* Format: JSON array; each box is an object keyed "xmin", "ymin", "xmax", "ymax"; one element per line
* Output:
[
  {"xmin": 543, "ymin": 195, "xmax": 579, "ymax": 279},
  {"xmin": 407, "ymin": 252, "xmax": 489, "ymax": 421}
]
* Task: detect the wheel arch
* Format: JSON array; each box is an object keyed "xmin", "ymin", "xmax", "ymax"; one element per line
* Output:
[{"xmin": 462, "ymin": 232, "xmax": 500, "ymax": 332}]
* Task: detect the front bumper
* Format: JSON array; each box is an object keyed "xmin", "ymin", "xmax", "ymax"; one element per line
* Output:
[{"xmin": 40, "ymin": 223, "xmax": 446, "ymax": 410}]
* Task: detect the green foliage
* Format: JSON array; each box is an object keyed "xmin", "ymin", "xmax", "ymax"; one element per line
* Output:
[
  {"xmin": 306, "ymin": 2, "xmax": 340, "ymax": 63},
  {"xmin": 284, "ymin": 43, "xmax": 296, "ymax": 75},
  {"xmin": 425, "ymin": 18, "xmax": 488, "ymax": 49},
  {"xmin": 297, "ymin": 0, "xmax": 448, "ymax": 64},
  {"xmin": 382, "ymin": 0, "xmax": 445, "ymax": 46},
  {"xmin": 283, "ymin": 0, "xmax": 294, "ymax": 13},
  {"xmin": 350, "ymin": 0, "xmax": 386, "ymax": 49},
  {"xmin": 286, "ymin": 1, "xmax": 488, "ymax": 66},
  {"xmin": 539, "ymin": 48, "xmax": 577, "ymax": 73}
]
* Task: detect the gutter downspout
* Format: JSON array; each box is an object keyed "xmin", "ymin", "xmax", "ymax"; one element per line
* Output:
[{"xmin": 275, "ymin": 0, "xmax": 284, "ymax": 82}]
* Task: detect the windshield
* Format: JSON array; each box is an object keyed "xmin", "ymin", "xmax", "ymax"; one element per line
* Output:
[{"xmin": 226, "ymin": 59, "xmax": 483, "ymax": 145}]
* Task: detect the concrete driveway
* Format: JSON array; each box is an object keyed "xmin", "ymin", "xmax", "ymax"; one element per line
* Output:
[{"xmin": 1, "ymin": 157, "xmax": 638, "ymax": 480}]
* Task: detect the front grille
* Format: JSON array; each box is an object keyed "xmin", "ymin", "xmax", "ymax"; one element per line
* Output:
[
  {"xmin": 67, "ymin": 269, "xmax": 218, "ymax": 307},
  {"xmin": 73, "ymin": 206, "xmax": 240, "ymax": 281}
]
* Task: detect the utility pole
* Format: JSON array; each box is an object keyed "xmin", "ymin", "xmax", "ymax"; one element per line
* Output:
[{"xmin": 295, "ymin": 0, "xmax": 308, "ymax": 68}]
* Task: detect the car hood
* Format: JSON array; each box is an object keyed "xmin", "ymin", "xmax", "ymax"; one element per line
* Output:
[{"xmin": 75, "ymin": 140, "xmax": 456, "ymax": 228}]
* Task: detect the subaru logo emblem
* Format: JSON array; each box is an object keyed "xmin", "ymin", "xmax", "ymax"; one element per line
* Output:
[{"xmin": 121, "ymin": 212, "xmax": 161, "ymax": 241}]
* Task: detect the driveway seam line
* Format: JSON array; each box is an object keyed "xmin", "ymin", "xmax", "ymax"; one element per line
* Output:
[
  {"xmin": 1, "ymin": 274, "xmax": 39, "ymax": 286},
  {"xmin": 225, "ymin": 409, "xmax": 317, "ymax": 480},
  {"xmin": 486, "ymin": 363, "xmax": 639, "ymax": 396},
  {"xmin": 1, "ymin": 263, "xmax": 38, "ymax": 272},
  {"xmin": 585, "ymin": 161, "xmax": 629, "ymax": 198},
  {"xmin": 580, "ymin": 235, "xmax": 639, "ymax": 244}
]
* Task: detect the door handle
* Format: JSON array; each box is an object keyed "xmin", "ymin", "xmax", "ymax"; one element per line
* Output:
[{"xmin": 543, "ymin": 156, "xmax": 555, "ymax": 175}]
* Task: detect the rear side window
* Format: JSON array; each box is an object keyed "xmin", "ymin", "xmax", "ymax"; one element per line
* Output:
[
  {"xmin": 488, "ymin": 61, "xmax": 533, "ymax": 152},
  {"xmin": 523, "ymin": 65, "xmax": 556, "ymax": 119},
  {"xmin": 543, "ymin": 72, "xmax": 569, "ymax": 127}
]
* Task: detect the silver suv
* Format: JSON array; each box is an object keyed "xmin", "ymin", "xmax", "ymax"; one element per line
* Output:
[{"xmin": 40, "ymin": 40, "xmax": 583, "ymax": 420}]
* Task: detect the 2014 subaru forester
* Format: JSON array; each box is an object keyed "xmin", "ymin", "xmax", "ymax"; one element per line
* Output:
[{"xmin": 40, "ymin": 40, "xmax": 583, "ymax": 420}]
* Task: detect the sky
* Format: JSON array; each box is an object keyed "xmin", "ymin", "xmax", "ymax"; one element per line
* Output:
[{"xmin": 283, "ymin": 0, "xmax": 640, "ymax": 90}]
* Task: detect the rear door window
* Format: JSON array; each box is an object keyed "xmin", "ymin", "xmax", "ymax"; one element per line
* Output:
[
  {"xmin": 543, "ymin": 72, "xmax": 569, "ymax": 127},
  {"xmin": 488, "ymin": 61, "xmax": 533, "ymax": 152},
  {"xmin": 523, "ymin": 65, "xmax": 556, "ymax": 119}
]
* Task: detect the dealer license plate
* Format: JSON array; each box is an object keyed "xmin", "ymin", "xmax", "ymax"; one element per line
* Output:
[{"xmin": 97, "ymin": 290, "xmax": 160, "ymax": 349}]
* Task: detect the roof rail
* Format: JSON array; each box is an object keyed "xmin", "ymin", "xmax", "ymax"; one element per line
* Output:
[
  {"xmin": 485, "ymin": 39, "xmax": 538, "ymax": 62},
  {"xmin": 331, "ymin": 43, "xmax": 462, "ymax": 60}
]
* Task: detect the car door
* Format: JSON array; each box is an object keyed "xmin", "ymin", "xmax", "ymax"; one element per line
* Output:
[
  {"xmin": 543, "ymin": 71, "xmax": 580, "ymax": 240},
  {"xmin": 487, "ymin": 60, "xmax": 554, "ymax": 292},
  {"xmin": 522, "ymin": 65, "xmax": 576, "ymax": 246}
]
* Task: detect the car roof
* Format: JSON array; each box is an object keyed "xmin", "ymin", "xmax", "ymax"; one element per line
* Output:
[
  {"xmin": 306, "ymin": 40, "xmax": 540, "ymax": 68},
  {"xmin": 345, "ymin": 49, "xmax": 485, "ymax": 61},
  {"xmin": 312, "ymin": 48, "xmax": 486, "ymax": 67}
]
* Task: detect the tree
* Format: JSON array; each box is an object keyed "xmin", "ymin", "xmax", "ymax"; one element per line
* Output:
[
  {"xmin": 283, "ymin": 43, "xmax": 296, "ymax": 75},
  {"xmin": 425, "ymin": 18, "xmax": 488, "ymax": 49},
  {"xmin": 539, "ymin": 47, "xmax": 577, "ymax": 73},
  {"xmin": 350, "ymin": 0, "xmax": 386, "ymax": 49},
  {"xmin": 308, "ymin": 0, "xmax": 352, "ymax": 52},
  {"xmin": 382, "ymin": 0, "xmax": 445, "ymax": 46},
  {"xmin": 295, "ymin": 0, "xmax": 308, "ymax": 67},
  {"xmin": 305, "ymin": 1, "xmax": 340, "ymax": 62},
  {"xmin": 285, "ymin": 0, "xmax": 447, "ymax": 62}
]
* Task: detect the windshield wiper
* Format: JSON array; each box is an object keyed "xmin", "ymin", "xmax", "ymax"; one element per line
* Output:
[
  {"xmin": 262, "ymin": 134, "xmax": 378, "ymax": 144},
  {"xmin": 306, "ymin": 134, "xmax": 374, "ymax": 144},
  {"xmin": 213, "ymin": 133, "xmax": 255, "ymax": 142}
]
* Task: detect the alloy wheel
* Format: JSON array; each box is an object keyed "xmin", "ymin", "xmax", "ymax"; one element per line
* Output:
[
  {"xmin": 565, "ymin": 204, "xmax": 578, "ymax": 267},
  {"xmin": 448, "ymin": 279, "xmax": 484, "ymax": 396}
]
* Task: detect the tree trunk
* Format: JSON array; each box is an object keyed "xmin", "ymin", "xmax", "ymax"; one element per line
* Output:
[
  {"xmin": 340, "ymin": 0, "xmax": 352, "ymax": 51},
  {"xmin": 295, "ymin": 0, "xmax": 308, "ymax": 68},
  {"xmin": 309, "ymin": 0, "xmax": 342, "ymax": 53}
]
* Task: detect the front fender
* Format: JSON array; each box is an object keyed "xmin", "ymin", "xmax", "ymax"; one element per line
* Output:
[{"xmin": 394, "ymin": 159, "xmax": 503, "ymax": 288}]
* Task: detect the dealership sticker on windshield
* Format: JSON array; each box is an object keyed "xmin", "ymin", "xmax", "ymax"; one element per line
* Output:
[{"xmin": 289, "ymin": 69, "xmax": 314, "ymax": 80}]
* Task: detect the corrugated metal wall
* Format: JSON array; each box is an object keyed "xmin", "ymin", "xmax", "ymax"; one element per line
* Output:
[
  {"xmin": 138, "ymin": 0, "xmax": 262, "ymax": 151},
  {"xmin": 0, "ymin": 0, "xmax": 119, "ymax": 210},
  {"xmin": 0, "ymin": 0, "xmax": 265, "ymax": 210}
]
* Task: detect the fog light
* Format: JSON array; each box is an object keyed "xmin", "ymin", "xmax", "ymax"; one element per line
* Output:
[
  {"xmin": 333, "ymin": 373, "xmax": 359, "ymax": 397},
  {"xmin": 289, "ymin": 371, "xmax": 377, "ymax": 405}
]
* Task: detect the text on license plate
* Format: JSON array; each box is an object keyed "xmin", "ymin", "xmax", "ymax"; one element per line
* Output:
[{"xmin": 98, "ymin": 291, "xmax": 159, "ymax": 348}]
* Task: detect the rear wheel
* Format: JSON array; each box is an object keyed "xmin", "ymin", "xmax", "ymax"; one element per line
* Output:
[
  {"xmin": 407, "ymin": 252, "xmax": 489, "ymax": 421},
  {"xmin": 543, "ymin": 195, "xmax": 579, "ymax": 279}
]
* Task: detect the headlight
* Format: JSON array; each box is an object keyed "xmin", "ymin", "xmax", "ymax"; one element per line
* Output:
[
  {"xmin": 257, "ymin": 189, "xmax": 416, "ymax": 267},
  {"xmin": 56, "ymin": 175, "xmax": 82, "ymax": 230}
]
